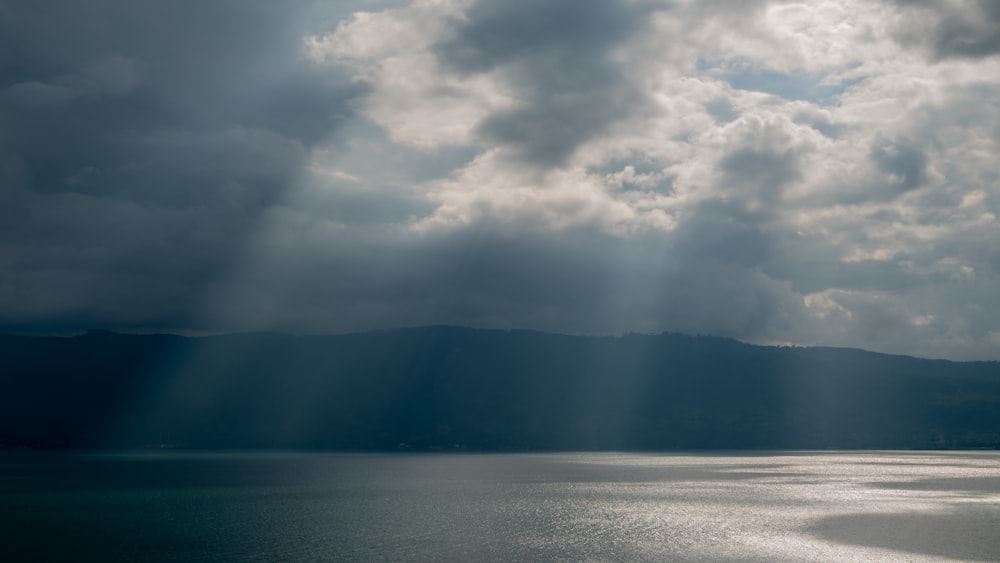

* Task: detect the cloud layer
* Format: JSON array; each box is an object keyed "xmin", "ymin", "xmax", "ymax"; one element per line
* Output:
[{"xmin": 3, "ymin": 0, "xmax": 1000, "ymax": 360}]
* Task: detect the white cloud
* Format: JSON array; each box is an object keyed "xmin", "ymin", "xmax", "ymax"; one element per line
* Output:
[
  {"xmin": 295, "ymin": 0, "xmax": 1000, "ymax": 359},
  {"xmin": 6, "ymin": 0, "xmax": 998, "ymax": 360},
  {"xmin": 0, "ymin": 55, "xmax": 140, "ymax": 108},
  {"xmin": 307, "ymin": 0, "xmax": 514, "ymax": 148}
]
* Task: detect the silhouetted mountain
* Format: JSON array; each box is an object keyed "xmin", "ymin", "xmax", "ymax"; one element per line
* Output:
[{"xmin": 2, "ymin": 327, "xmax": 999, "ymax": 450}]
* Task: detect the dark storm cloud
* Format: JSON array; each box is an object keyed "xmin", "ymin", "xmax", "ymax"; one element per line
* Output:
[
  {"xmin": 659, "ymin": 198, "xmax": 798, "ymax": 338},
  {"xmin": 817, "ymin": 135, "xmax": 931, "ymax": 206},
  {"xmin": 0, "ymin": 0, "xmax": 363, "ymax": 197},
  {"xmin": 777, "ymin": 251, "xmax": 923, "ymax": 296},
  {"xmin": 721, "ymin": 147, "xmax": 803, "ymax": 204},
  {"xmin": 433, "ymin": 0, "xmax": 653, "ymax": 167},
  {"xmin": 870, "ymin": 136, "xmax": 928, "ymax": 194},
  {"xmin": 0, "ymin": 0, "xmax": 365, "ymax": 333},
  {"xmin": 210, "ymin": 225, "xmax": 633, "ymax": 334},
  {"xmin": 892, "ymin": 0, "xmax": 1000, "ymax": 59},
  {"xmin": 207, "ymin": 216, "xmax": 800, "ymax": 343},
  {"xmin": 674, "ymin": 198, "xmax": 776, "ymax": 268},
  {"xmin": 4, "ymin": 0, "xmax": 998, "ymax": 361},
  {"xmin": 256, "ymin": 174, "xmax": 807, "ymax": 344}
]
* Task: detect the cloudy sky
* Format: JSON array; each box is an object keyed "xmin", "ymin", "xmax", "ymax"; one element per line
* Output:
[{"xmin": 2, "ymin": 0, "xmax": 999, "ymax": 360}]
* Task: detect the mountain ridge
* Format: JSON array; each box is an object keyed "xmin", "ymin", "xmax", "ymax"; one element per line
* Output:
[
  {"xmin": 2, "ymin": 326, "xmax": 999, "ymax": 450},
  {"xmin": 27, "ymin": 324, "xmax": 998, "ymax": 364}
]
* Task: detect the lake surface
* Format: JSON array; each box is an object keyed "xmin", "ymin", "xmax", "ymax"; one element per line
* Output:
[{"xmin": 1, "ymin": 451, "xmax": 999, "ymax": 561}]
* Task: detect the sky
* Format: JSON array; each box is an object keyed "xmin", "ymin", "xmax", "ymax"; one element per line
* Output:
[{"xmin": 1, "ymin": 0, "xmax": 999, "ymax": 360}]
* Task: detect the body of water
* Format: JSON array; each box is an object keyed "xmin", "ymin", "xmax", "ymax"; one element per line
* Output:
[{"xmin": 1, "ymin": 451, "xmax": 999, "ymax": 561}]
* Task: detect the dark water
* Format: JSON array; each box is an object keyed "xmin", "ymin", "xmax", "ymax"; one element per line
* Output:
[{"xmin": 1, "ymin": 451, "xmax": 999, "ymax": 562}]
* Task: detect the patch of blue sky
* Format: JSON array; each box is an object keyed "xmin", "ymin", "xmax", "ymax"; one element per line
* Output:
[{"xmin": 697, "ymin": 58, "xmax": 863, "ymax": 105}]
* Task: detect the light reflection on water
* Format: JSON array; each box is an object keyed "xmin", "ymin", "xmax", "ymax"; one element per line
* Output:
[{"xmin": 1, "ymin": 451, "xmax": 999, "ymax": 562}]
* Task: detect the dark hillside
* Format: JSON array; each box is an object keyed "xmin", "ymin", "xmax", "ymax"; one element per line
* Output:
[{"xmin": 2, "ymin": 328, "xmax": 998, "ymax": 450}]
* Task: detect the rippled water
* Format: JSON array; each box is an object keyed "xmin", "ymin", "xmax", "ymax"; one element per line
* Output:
[{"xmin": 1, "ymin": 451, "xmax": 999, "ymax": 561}]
